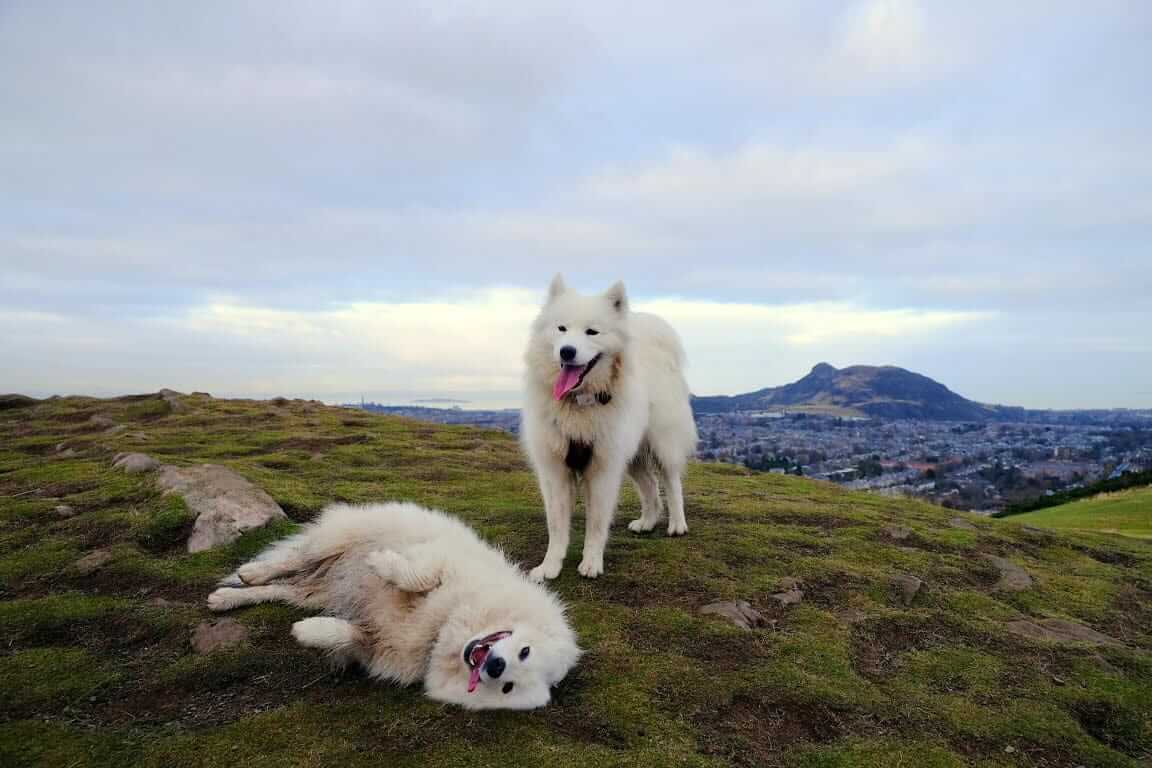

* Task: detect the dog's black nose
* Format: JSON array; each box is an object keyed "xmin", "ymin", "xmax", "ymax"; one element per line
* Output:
[
  {"xmin": 559, "ymin": 346, "xmax": 577, "ymax": 362},
  {"xmin": 484, "ymin": 655, "xmax": 506, "ymax": 679}
]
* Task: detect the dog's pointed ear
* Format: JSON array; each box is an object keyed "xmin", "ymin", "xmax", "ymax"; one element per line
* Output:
[
  {"xmin": 604, "ymin": 281, "xmax": 628, "ymax": 313},
  {"xmin": 547, "ymin": 274, "xmax": 568, "ymax": 302}
]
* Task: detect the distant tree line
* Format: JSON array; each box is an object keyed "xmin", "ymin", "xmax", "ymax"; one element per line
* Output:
[{"xmin": 993, "ymin": 469, "xmax": 1152, "ymax": 518}]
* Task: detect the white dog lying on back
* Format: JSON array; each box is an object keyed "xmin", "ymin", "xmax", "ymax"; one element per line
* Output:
[{"xmin": 207, "ymin": 501, "xmax": 580, "ymax": 710}]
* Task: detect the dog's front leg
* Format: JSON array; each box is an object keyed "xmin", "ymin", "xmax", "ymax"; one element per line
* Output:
[
  {"xmin": 578, "ymin": 460, "xmax": 626, "ymax": 579},
  {"xmin": 529, "ymin": 460, "xmax": 575, "ymax": 582}
]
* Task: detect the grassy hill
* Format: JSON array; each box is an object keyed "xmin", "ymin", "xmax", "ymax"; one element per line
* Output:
[
  {"xmin": 1, "ymin": 393, "xmax": 1150, "ymax": 767},
  {"xmin": 1005, "ymin": 488, "xmax": 1152, "ymax": 540}
]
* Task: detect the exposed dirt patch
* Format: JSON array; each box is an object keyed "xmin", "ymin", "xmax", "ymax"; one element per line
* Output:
[
  {"xmin": 275, "ymin": 434, "xmax": 372, "ymax": 451},
  {"xmin": 768, "ymin": 513, "xmax": 862, "ymax": 530},
  {"xmin": 851, "ymin": 614, "xmax": 967, "ymax": 680},
  {"xmin": 695, "ymin": 696, "xmax": 862, "ymax": 767}
]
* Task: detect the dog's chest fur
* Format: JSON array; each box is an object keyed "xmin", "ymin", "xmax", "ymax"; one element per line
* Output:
[{"xmin": 564, "ymin": 440, "xmax": 593, "ymax": 472}]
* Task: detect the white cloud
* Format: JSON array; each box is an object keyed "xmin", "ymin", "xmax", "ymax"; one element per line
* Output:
[
  {"xmin": 835, "ymin": 0, "xmax": 931, "ymax": 76},
  {"xmin": 0, "ymin": 289, "xmax": 991, "ymax": 400}
]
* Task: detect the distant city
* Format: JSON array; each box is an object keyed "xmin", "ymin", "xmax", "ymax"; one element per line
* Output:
[{"xmin": 344, "ymin": 363, "xmax": 1152, "ymax": 514}]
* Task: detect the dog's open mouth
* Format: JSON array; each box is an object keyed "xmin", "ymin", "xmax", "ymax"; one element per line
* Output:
[
  {"xmin": 553, "ymin": 354, "xmax": 601, "ymax": 401},
  {"xmin": 463, "ymin": 630, "xmax": 512, "ymax": 693}
]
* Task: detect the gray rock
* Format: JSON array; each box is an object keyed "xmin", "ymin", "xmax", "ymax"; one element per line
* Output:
[
  {"xmin": 57, "ymin": 448, "xmax": 79, "ymax": 458},
  {"xmin": 191, "ymin": 618, "xmax": 250, "ymax": 654},
  {"xmin": 72, "ymin": 548, "xmax": 115, "ymax": 575},
  {"xmin": 881, "ymin": 525, "xmax": 911, "ymax": 540},
  {"xmin": 1005, "ymin": 618, "xmax": 1121, "ymax": 647},
  {"xmin": 834, "ymin": 607, "xmax": 868, "ymax": 625},
  {"xmin": 893, "ymin": 574, "xmax": 923, "ymax": 606},
  {"xmin": 700, "ymin": 600, "xmax": 767, "ymax": 631},
  {"xmin": 158, "ymin": 389, "xmax": 187, "ymax": 413},
  {"xmin": 948, "ymin": 517, "xmax": 977, "ymax": 531},
  {"xmin": 88, "ymin": 415, "xmax": 117, "ymax": 429},
  {"xmin": 770, "ymin": 586, "xmax": 805, "ymax": 606},
  {"xmin": 112, "ymin": 453, "xmax": 161, "ymax": 474},
  {"xmin": 54, "ymin": 504, "xmax": 76, "ymax": 518},
  {"xmin": 983, "ymin": 555, "xmax": 1033, "ymax": 592},
  {"xmin": 156, "ymin": 464, "xmax": 287, "ymax": 552}
]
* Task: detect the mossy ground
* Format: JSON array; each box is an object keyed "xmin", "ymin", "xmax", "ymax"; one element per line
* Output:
[{"xmin": 1, "ymin": 393, "xmax": 1149, "ymax": 767}]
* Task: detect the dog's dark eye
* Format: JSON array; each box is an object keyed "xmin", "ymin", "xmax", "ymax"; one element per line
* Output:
[
  {"xmin": 503, "ymin": 682, "xmax": 515, "ymax": 694},
  {"xmin": 558, "ymin": 325, "xmax": 567, "ymax": 332},
  {"xmin": 519, "ymin": 646, "xmax": 531, "ymax": 661},
  {"xmin": 585, "ymin": 329, "xmax": 599, "ymax": 336}
]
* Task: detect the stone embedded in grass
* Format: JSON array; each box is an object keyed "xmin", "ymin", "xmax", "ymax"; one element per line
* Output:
[
  {"xmin": 158, "ymin": 388, "xmax": 187, "ymax": 413},
  {"xmin": 892, "ymin": 574, "xmax": 923, "ymax": 606},
  {"xmin": 770, "ymin": 579, "xmax": 805, "ymax": 606},
  {"xmin": 700, "ymin": 600, "xmax": 767, "ymax": 631},
  {"xmin": 983, "ymin": 555, "xmax": 1033, "ymax": 592},
  {"xmin": 88, "ymin": 414, "xmax": 117, "ymax": 429},
  {"xmin": 1005, "ymin": 618, "xmax": 1122, "ymax": 646},
  {"xmin": 881, "ymin": 525, "xmax": 912, "ymax": 540},
  {"xmin": 112, "ymin": 452, "xmax": 161, "ymax": 474},
  {"xmin": 71, "ymin": 548, "xmax": 115, "ymax": 576},
  {"xmin": 191, "ymin": 618, "xmax": 250, "ymax": 654},
  {"xmin": 54, "ymin": 504, "xmax": 76, "ymax": 517},
  {"xmin": 948, "ymin": 517, "xmax": 977, "ymax": 531},
  {"xmin": 157, "ymin": 464, "xmax": 287, "ymax": 552}
]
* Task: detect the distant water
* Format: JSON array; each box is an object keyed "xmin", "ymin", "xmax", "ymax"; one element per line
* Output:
[{"xmin": 316, "ymin": 392, "xmax": 522, "ymax": 411}]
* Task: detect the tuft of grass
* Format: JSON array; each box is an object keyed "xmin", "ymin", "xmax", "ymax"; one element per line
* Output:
[{"xmin": 0, "ymin": 647, "xmax": 121, "ymax": 712}]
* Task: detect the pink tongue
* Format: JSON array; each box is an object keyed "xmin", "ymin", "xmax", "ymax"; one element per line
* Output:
[
  {"xmin": 553, "ymin": 365, "xmax": 585, "ymax": 400},
  {"xmin": 467, "ymin": 646, "xmax": 489, "ymax": 694}
]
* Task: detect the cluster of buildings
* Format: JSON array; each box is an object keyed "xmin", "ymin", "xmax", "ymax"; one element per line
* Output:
[
  {"xmin": 696, "ymin": 411, "xmax": 1152, "ymax": 511},
  {"xmin": 351, "ymin": 402, "xmax": 1152, "ymax": 513}
]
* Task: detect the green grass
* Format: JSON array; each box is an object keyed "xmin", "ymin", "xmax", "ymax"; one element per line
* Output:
[
  {"xmin": 1, "ymin": 393, "xmax": 1150, "ymax": 767},
  {"xmin": 1006, "ymin": 486, "xmax": 1152, "ymax": 539}
]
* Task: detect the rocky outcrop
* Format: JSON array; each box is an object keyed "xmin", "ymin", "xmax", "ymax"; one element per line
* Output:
[
  {"xmin": 191, "ymin": 619, "xmax": 250, "ymax": 654},
  {"xmin": 984, "ymin": 555, "xmax": 1033, "ymax": 592},
  {"xmin": 112, "ymin": 453, "xmax": 161, "ymax": 474},
  {"xmin": 156, "ymin": 464, "xmax": 287, "ymax": 552},
  {"xmin": 700, "ymin": 601, "xmax": 768, "ymax": 631}
]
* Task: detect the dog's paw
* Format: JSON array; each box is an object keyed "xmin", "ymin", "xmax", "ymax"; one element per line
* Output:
[
  {"xmin": 237, "ymin": 562, "xmax": 275, "ymax": 585},
  {"xmin": 216, "ymin": 573, "xmax": 244, "ymax": 588},
  {"xmin": 628, "ymin": 518, "xmax": 657, "ymax": 534},
  {"xmin": 577, "ymin": 556, "xmax": 604, "ymax": 579},
  {"xmin": 366, "ymin": 549, "xmax": 404, "ymax": 581},
  {"xmin": 528, "ymin": 560, "xmax": 562, "ymax": 582},
  {"xmin": 292, "ymin": 617, "xmax": 353, "ymax": 649},
  {"xmin": 667, "ymin": 520, "xmax": 689, "ymax": 537},
  {"xmin": 207, "ymin": 587, "xmax": 240, "ymax": 612}
]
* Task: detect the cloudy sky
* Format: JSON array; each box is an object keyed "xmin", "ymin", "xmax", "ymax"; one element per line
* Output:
[{"xmin": 2, "ymin": 1, "xmax": 1149, "ymax": 408}]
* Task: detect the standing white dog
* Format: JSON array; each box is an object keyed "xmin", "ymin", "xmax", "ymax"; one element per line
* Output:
[{"xmin": 520, "ymin": 275, "xmax": 698, "ymax": 581}]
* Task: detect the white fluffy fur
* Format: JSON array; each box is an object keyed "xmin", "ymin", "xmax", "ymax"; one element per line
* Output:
[
  {"xmin": 521, "ymin": 275, "xmax": 698, "ymax": 580},
  {"xmin": 207, "ymin": 501, "xmax": 580, "ymax": 710}
]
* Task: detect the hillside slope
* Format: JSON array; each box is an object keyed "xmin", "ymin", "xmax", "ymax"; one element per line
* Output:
[
  {"xmin": 692, "ymin": 363, "xmax": 998, "ymax": 421},
  {"xmin": 1007, "ymin": 488, "xmax": 1152, "ymax": 540},
  {"xmin": 1, "ymin": 393, "xmax": 1150, "ymax": 767}
]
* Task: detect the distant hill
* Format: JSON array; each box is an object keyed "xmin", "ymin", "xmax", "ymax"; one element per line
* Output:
[{"xmin": 693, "ymin": 362, "xmax": 999, "ymax": 421}]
